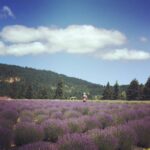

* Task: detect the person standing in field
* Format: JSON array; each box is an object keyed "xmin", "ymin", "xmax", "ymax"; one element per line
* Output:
[{"xmin": 83, "ymin": 92, "xmax": 88, "ymax": 102}]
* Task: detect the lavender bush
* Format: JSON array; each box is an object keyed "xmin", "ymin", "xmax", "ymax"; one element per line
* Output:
[
  {"xmin": 1, "ymin": 109, "xmax": 19, "ymax": 123},
  {"xmin": 128, "ymin": 118, "xmax": 150, "ymax": 148},
  {"xmin": 88, "ymin": 128, "xmax": 118, "ymax": 150},
  {"xmin": 0, "ymin": 100, "xmax": 149, "ymax": 149},
  {"xmin": 42, "ymin": 119, "xmax": 66, "ymax": 142},
  {"xmin": 58, "ymin": 133, "xmax": 98, "ymax": 150},
  {"xmin": 113, "ymin": 125, "xmax": 137, "ymax": 150},
  {"xmin": 0, "ymin": 126, "xmax": 12, "ymax": 150},
  {"xmin": 17, "ymin": 141, "xmax": 57, "ymax": 150},
  {"xmin": 14, "ymin": 122, "xmax": 44, "ymax": 146}
]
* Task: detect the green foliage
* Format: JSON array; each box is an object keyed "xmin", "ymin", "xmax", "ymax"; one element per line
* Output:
[
  {"xmin": 143, "ymin": 77, "xmax": 150, "ymax": 100},
  {"xmin": 43, "ymin": 123, "xmax": 64, "ymax": 142},
  {"xmin": 25, "ymin": 85, "xmax": 33, "ymax": 99},
  {"xmin": 0, "ymin": 63, "xmax": 150, "ymax": 100},
  {"xmin": 119, "ymin": 91, "xmax": 127, "ymax": 100},
  {"xmin": 0, "ymin": 127, "xmax": 12, "ymax": 150},
  {"xmin": 139, "ymin": 84, "xmax": 144, "ymax": 100},
  {"xmin": 126, "ymin": 79, "xmax": 140, "ymax": 100},
  {"xmin": 102, "ymin": 82, "xmax": 113, "ymax": 100},
  {"xmin": 14, "ymin": 123, "xmax": 43, "ymax": 146},
  {"xmin": 54, "ymin": 80, "xmax": 64, "ymax": 99},
  {"xmin": 38, "ymin": 86, "xmax": 48, "ymax": 99},
  {"xmin": 113, "ymin": 81, "xmax": 120, "ymax": 100},
  {"xmin": 0, "ymin": 63, "xmax": 103, "ymax": 99}
]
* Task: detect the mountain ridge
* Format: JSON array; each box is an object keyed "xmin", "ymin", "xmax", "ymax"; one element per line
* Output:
[{"xmin": 0, "ymin": 63, "xmax": 104, "ymax": 99}]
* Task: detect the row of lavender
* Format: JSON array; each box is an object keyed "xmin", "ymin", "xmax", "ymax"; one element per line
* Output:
[{"xmin": 0, "ymin": 100, "xmax": 150, "ymax": 150}]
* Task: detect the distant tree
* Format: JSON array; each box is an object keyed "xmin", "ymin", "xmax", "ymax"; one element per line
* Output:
[
  {"xmin": 126, "ymin": 79, "xmax": 139, "ymax": 100},
  {"xmin": 139, "ymin": 84, "xmax": 144, "ymax": 100},
  {"xmin": 25, "ymin": 85, "xmax": 33, "ymax": 99},
  {"xmin": 39, "ymin": 87, "xmax": 48, "ymax": 99},
  {"xmin": 119, "ymin": 91, "xmax": 127, "ymax": 100},
  {"xmin": 54, "ymin": 80, "xmax": 64, "ymax": 99},
  {"xmin": 102, "ymin": 82, "xmax": 113, "ymax": 100},
  {"xmin": 9, "ymin": 82, "xmax": 20, "ymax": 99},
  {"xmin": 113, "ymin": 81, "xmax": 120, "ymax": 100},
  {"xmin": 143, "ymin": 77, "xmax": 150, "ymax": 100}
]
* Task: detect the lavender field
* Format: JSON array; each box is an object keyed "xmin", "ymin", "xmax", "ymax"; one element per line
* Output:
[{"xmin": 0, "ymin": 100, "xmax": 150, "ymax": 150}]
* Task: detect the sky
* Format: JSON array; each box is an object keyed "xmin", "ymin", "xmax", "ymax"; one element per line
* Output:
[{"xmin": 0, "ymin": 0, "xmax": 150, "ymax": 85}]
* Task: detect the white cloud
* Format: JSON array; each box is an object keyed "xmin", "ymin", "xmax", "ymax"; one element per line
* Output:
[
  {"xmin": 1, "ymin": 24, "xmax": 150, "ymax": 60},
  {"xmin": 0, "ymin": 25, "xmax": 126, "ymax": 55},
  {"xmin": 0, "ymin": 41, "xmax": 49, "ymax": 56},
  {"xmin": 140, "ymin": 37, "xmax": 148, "ymax": 43},
  {"xmin": 0, "ymin": 6, "xmax": 15, "ymax": 19},
  {"xmin": 97, "ymin": 48, "xmax": 150, "ymax": 60}
]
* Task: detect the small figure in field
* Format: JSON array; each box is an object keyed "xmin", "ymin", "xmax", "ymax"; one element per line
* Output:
[{"xmin": 83, "ymin": 92, "xmax": 88, "ymax": 102}]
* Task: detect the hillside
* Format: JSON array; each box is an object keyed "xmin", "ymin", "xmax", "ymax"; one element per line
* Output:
[{"xmin": 0, "ymin": 63, "xmax": 105, "ymax": 99}]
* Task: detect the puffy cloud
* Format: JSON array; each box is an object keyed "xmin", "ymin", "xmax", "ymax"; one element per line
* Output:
[
  {"xmin": 0, "ymin": 6, "xmax": 15, "ymax": 19},
  {"xmin": 97, "ymin": 48, "xmax": 150, "ymax": 60},
  {"xmin": 140, "ymin": 36, "xmax": 148, "ymax": 43},
  {"xmin": 0, "ymin": 25, "xmax": 126, "ymax": 55},
  {"xmin": 0, "ymin": 41, "xmax": 50, "ymax": 56},
  {"xmin": 0, "ymin": 24, "xmax": 150, "ymax": 60}
]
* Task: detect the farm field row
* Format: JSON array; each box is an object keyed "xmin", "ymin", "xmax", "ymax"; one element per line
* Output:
[{"xmin": 0, "ymin": 99, "xmax": 150, "ymax": 150}]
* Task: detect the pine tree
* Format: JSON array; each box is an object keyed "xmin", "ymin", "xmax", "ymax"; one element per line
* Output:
[
  {"xmin": 54, "ymin": 80, "xmax": 64, "ymax": 99},
  {"xmin": 102, "ymin": 82, "xmax": 113, "ymax": 100},
  {"xmin": 113, "ymin": 81, "xmax": 119, "ymax": 100},
  {"xmin": 143, "ymin": 77, "xmax": 150, "ymax": 100},
  {"xmin": 139, "ymin": 84, "xmax": 144, "ymax": 100},
  {"xmin": 39, "ymin": 87, "xmax": 48, "ymax": 99},
  {"xmin": 9, "ymin": 82, "xmax": 17, "ymax": 98},
  {"xmin": 120, "ymin": 91, "xmax": 127, "ymax": 100},
  {"xmin": 25, "ymin": 85, "xmax": 33, "ymax": 99},
  {"xmin": 126, "ymin": 79, "xmax": 139, "ymax": 100}
]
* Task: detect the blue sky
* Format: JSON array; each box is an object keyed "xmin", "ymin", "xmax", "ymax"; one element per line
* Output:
[{"xmin": 0, "ymin": 0, "xmax": 150, "ymax": 85}]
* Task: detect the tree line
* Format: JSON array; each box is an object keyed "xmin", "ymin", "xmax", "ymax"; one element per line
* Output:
[
  {"xmin": 102, "ymin": 77, "xmax": 150, "ymax": 100},
  {"xmin": 0, "ymin": 64, "xmax": 103, "ymax": 100}
]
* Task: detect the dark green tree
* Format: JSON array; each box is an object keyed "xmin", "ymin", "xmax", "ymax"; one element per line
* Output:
[
  {"xmin": 139, "ymin": 84, "xmax": 144, "ymax": 100},
  {"xmin": 143, "ymin": 77, "xmax": 150, "ymax": 100},
  {"xmin": 119, "ymin": 91, "xmax": 127, "ymax": 100},
  {"xmin": 9, "ymin": 82, "xmax": 20, "ymax": 99},
  {"xmin": 25, "ymin": 85, "xmax": 33, "ymax": 99},
  {"xmin": 54, "ymin": 80, "xmax": 64, "ymax": 99},
  {"xmin": 39, "ymin": 87, "xmax": 48, "ymax": 99},
  {"xmin": 113, "ymin": 81, "xmax": 120, "ymax": 100},
  {"xmin": 102, "ymin": 82, "xmax": 113, "ymax": 100},
  {"xmin": 126, "ymin": 79, "xmax": 139, "ymax": 100}
]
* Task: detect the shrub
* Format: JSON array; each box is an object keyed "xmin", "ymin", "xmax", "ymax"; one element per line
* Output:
[
  {"xmin": 113, "ymin": 125, "xmax": 137, "ymax": 150},
  {"xmin": 20, "ymin": 110, "xmax": 34, "ymax": 122},
  {"xmin": 18, "ymin": 141, "xmax": 57, "ymax": 150},
  {"xmin": 51, "ymin": 111, "xmax": 63, "ymax": 119},
  {"xmin": 63, "ymin": 110, "xmax": 81, "ymax": 119},
  {"xmin": 113, "ymin": 112, "xmax": 126, "ymax": 125},
  {"xmin": 81, "ymin": 107, "xmax": 89, "ymax": 115},
  {"xmin": 129, "ymin": 118, "xmax": 150, "ymax": 148},
  {"xmin": 66, "ymin": 118, "xmax": 85, "ymax": 133},
  {"xmin": 14, "ymin": 123, "xmax": 44, "ymax": 146},
  {"xmin": 2, "ymin": 109, "xmax": 19, "ymax": 123},
  {"xmin": 88, "ymin": 128, "xmax": 118, "ymax": 150},
  {"xmin": 0, "ymin": 126, "xmax": 12, "ymax": 150},
  {"xmin": 97, "ymin": 113, "xmax": 113, "ymax": 128},
  {"xmin": 34, "ymin": 114, "xmax": 48, "ymax": 124},
  {"xmin": 83, "ymin": 116, "xmax": 102, "ymax": 131},
  {"xmin": 42, "ymin": 119, "xmax": 65, "ymax": 142},
  {"xmin": 0, "ymin": 118, "xmax": 14, "ymax": 129},
  {"xmin": 58, "ymin": 133, "xmax": 97, "ymax": 150}
]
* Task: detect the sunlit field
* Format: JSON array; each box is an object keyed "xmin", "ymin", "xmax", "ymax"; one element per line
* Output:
[{"xmin": 0, "ymin": 99, "xmax": 150, "ymax": 150}]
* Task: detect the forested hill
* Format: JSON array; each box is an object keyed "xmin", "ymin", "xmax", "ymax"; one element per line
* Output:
[{"xmin": 0, "ymin": 63, "xmax": 105, "ymax": 99}]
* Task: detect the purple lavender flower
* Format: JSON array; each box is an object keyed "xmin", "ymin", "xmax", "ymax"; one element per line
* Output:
[
  {"xmin": 14, "ymin": 122, "xmax": 44, "ymax": 146},
  {"xmin": 58, "ymin": 133, "xmax": 98, "ymax": 150}
]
